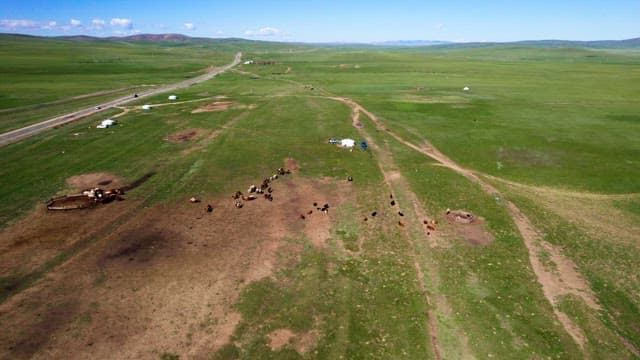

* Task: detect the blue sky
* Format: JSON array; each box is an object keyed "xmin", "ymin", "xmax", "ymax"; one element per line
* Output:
[{"xmin": 1, "ymin": 0, "xmax": 638, "ymax": 42}]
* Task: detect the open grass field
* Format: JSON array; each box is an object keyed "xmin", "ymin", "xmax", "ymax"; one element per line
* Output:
[{"xmin": 0, "ymin": 36, "xmax": 639, "ymax": 359}]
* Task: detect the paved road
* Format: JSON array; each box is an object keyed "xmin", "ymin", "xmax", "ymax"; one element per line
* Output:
[{"xmin": 0, "ymin": 52, "xmax": 242, "ymax": 147}]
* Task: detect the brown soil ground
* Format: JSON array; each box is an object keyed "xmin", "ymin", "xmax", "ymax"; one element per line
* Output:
[
  {"xmin": 445, "ymin": 210, "xmax": 495, "ymax": 246},
  {"xmin": 191, "ymin": 101, "xmax": 256, "ymax": 114},
  {"xmin": 0, "ymin": 176, "xmax": 351, "ymax": 359},
  {"xmin": 191, "ymin": 101, "xmax": 234, "ymax": 113},
  {"xmin": 67, "ymin": 172, "xmax": 123, "ymax": 191},
  {"xmin": 164, "ymin": 129, "xmax": 205, "ymax": 143},
  {"xmin": 268, "ymin": 328, "xmax": 318, "ymax": 353},
  {"xmin": 286, "ymin": 158, "xmax": 299, "ymax": 172}
]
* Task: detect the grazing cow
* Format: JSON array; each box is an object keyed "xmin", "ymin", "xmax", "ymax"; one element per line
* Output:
[
  {"xmin": 235, "ymin": 200, "xmax": 243, "ymax": 208},
  {"xmin": 268, "ymin": 187, "xmax": 273, "ymax": 193},
  {"xmin": 248, "ymin": 185, "xmax": 257, "ymax": 193},
  {"xmin": 264, "ymin": 194, "xmax": 273, "ymax": 201},
  {"xmin": 300, "ymin": 214, "xmax": 306, "ymax": 220},
  {"xmin": 277, "ymin": 167, "xmax": 286, "ymax": 175},
  {"xmin": 390, "ymin": 194, "xmax": 394, "ymax": 199},
  {"xmin": 206, "ymin": 204, "xmax": 213, "ymax": 212},
  {"xmin": 242, "ymin": 195, "xmax": 257, "ymax": 201},
  {"xmin": 256, "ymin": 188, "xmax": 264, "ymax": 194},
  {"xmin": 427, "ymin": 225, "xmax": 436, "ymax": 231},
  {"xmin": 347, "ymin": 176, "xmax": 353, "ymax": 182},
  {"xmin": 371, "ymin": 211, "xmax": 377, "ymax": 217},
  {"xmin": 364, "ymin": 217, "xmax": 368, "ymax": 222},
  {"xmin": 313, "ymin": 202, "xmax": 318, "ymax": 207},
  {"xmin": 398, "ymin": 211, "xmax": 404, "ymax": 217},
  {"xmin": 190, "ymin": 196, "xmax": 199, "ymax": 203},
  {"xmin": 423, "ymin": 220, "xmax": 428, "ymax": 224},
  {"xmin": 232, "ymin": 191, "xmax": 243, "ymax": 199},
  {"xmin": 307, "ymin": 210, "xmax": 313, "ymax": 215},
  {"xmin": 398, "ymin": 221, "xmax": 405, "ymax": 227},
  {"xmin": 390, "ymin": 200, "xmax": 396, "ymax": 206},
  {"xmin": 446, "ymin": 208, "xmax": 451, "ymax": 215}
]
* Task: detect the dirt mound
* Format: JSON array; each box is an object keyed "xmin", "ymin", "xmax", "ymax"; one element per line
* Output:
[
  {"xmin": 286, "ymin": 158, "xmax": 299, "ymax": 172},
  {"xmin": 191, "ymin": 101, "xmax": 234, "ymax": 113},
  {"xmin": 445, "ymin": 210, "xmax": 494, "ymax": 246},
  {"xmin": 67, "ymin": 172, "xmax": 122, "ymax": 191},
  {"xmin": 164, "ymin": 129, "xmax": 203, "ymax": 142}
]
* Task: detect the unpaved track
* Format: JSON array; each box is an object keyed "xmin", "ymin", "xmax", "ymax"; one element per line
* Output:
[
  {"xmin": 0, "ymin": 52, "xmax": 242, "ymax": 147},
  {"xmin": 328, "ymin": 96, "xmax": 599, "ymax": 350},
  {"xmin": 338, "ymin": 97, "xmax": 443, "ymax": 360}
]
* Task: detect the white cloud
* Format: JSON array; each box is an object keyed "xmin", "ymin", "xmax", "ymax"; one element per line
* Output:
[
  {"xmin": 110, "ymin": 18, "xmax": 132, "ymax": 29},
  {"xmin": 244, "ymin": 26, "xmax": 282, "ymax": 37},
  {"xmin": 70, "ymin": 18, "xmax": 82, "ymax": 27},
  {"xmin": 0, "ymin": 19, "xmax": 39, "ymax": 29},
  {"xmin": 184, "ymin": 23, "xmax": 195, "ymax": 30},
  {"xmin": 92, "ymin": 18, "xmax": 105, "ymax": 29}
]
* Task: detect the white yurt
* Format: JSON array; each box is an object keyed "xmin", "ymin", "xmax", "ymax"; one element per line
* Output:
[
  {"xmin": 340, "ymin": 138, "xmax": 356, "ymax": 148},
  {"xmin": 168, "ymin": 95, "xmax": 177, "ymax": 100},
  {"xmin": 142, "ymin": 104, "xmax": 152, "ymax": 110},
  {"xmin": 96, "ymin": 119, "xmax": 117, "ymax": 129},
  {"xmin": 463, "ymin": 86, "xmax": 470, "ymax": 91}
]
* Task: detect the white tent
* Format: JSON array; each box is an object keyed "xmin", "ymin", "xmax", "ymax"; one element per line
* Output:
[
  {"xmin": 97, "ymin": 119, "xmax": 117, "ymax": 129},
  {"xmin": 463, "ymin": 86, "xmax": 470, "ymax": 91},
  {"xmin": 142, "ymin": 104, "xmax": 152, "ymax": 110},
  {"xmin": 168, "ymin": 95, "xmax": 177, "ymax": 100},
  {"xmin": 340, "ymin": 138, "xmax": 356, "ymax": 148}
]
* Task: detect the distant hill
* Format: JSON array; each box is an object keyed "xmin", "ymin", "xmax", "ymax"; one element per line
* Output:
[
  {"xmin": 432, "ymin": 38, "xmax": 640, "ymax": 49},
  {"xmin": 2, "ymin": 33, "xmax": 639, "ymax": 49},
  {"xmin": 370, "ymin": 40, "xmax": 453, "ymax": 47}
]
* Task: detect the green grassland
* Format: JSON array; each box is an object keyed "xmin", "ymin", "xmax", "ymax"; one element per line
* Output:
[
  {"xmin": 0, "ymin": 34, "xmax": 237, "ymax": 132},
  {"xmin": 1, "ymin": 37, "xmax": 639, "ymax": 359}
]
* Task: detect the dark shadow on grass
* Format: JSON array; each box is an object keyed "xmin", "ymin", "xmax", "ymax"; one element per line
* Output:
[{"xmin": 121, "ymin": 172, "xmax": 155, "ymax": 192}]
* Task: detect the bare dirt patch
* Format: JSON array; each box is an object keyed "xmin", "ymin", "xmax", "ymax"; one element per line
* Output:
[
  {"xmin": 445, "ymin": 210, "xmax": 495, "ymax": 246},
  {"xmin": 268, "ymin": 329, "xmax": 295, "ymax": 350},
  {"xmin": 0, "ymin": 177, "xmax": 348, "ymax": 359},
  {"xmin": 164, "ymin": 128, "xmax": 205, "ymax": 143},
  {"xmin": 286, "ymin": 158, "xmax": 299, "ymax": 172},
  {"xmin": 267, "ymin": 328, "xmax": 319, "ymax": 353},
  {"xmin": 192, "ymin": 101, "xmax": 234, "ymax": 113},
  {"xmin": 191, "ymin": 101, "xmax": 256, "ymax": 114},
  {"xmin": 67, "ymin": 172, "xmax": 123, "ymax": 191}
]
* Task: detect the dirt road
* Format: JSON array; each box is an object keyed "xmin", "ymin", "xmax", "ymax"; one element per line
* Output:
[
  {"xmin": 328, "ymin": 95, "xmax": 599, "ymax": 350},
  {"xmin": 0, "ymin": 52, "xmax": 242, "ymax": 147}
]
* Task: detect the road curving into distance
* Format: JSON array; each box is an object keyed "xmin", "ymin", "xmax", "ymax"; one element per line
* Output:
[{"xmin": 0, "ymin": 52, "xmax": 242, "ymax": 147}]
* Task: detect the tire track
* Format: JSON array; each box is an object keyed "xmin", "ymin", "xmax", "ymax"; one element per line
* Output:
[
  {"xmin": 336, "ymin": 97, "xmax": 443, "ymax": 360},
  {"xmin": 327, "ymin": 96, "xmax": 598, "ymax": 350}
]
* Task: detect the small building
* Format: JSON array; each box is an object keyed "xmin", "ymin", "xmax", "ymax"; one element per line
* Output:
[
  {"xmin": 340, "ymin": 138, "xmax": 356, "ymax": 148},
  {"xmin": 168, "ymin": 95, "xmax": 177, "ymax": 100},
  {"xmin": 142, "ymin": 104, "xmax": 152, "ymax": 110},
  {"xmin": 96, "ymin": 119, "xmax": 117, "ymax": 129}
]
